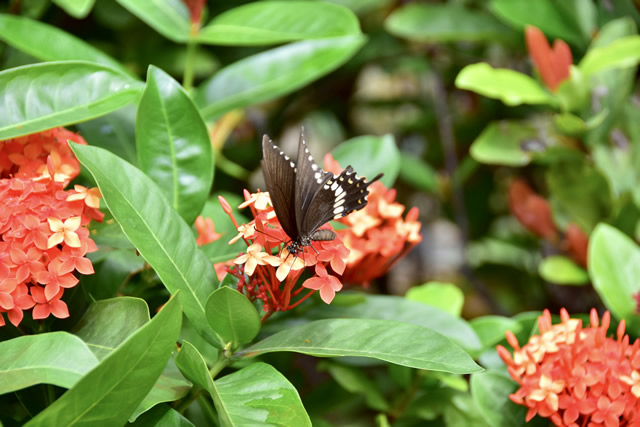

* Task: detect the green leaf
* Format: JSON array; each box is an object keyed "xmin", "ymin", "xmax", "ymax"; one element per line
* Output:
[
  {"xmin": 130, "ymin": 405, "xmax": 194, "ymax": 427},
  {"xmin": 205, "ymin": 287, "xmax": 261, "ymax": 349},
  {"xmin": 306, "ymin": 294, "xmax": 482, "ymax": 354},
  {"xmin": 0, "ymin": 14, "xmax": 128, "ymax": 74},
  {"xmin": 0, "ymin": 61, "xmax": 143, "ymax": 140},
  {"xmin": 76, "ymin": 104, "xmax": 138, "ymax": 166},
  {"xmin": 490, "ymin": 0, "xmax": 588, "ymax": 48},
  {"xmin": 579, "ymin": 35, "xmax": 640, "ymax": 76},
  {"xmin": 319, "ymin": 361, "xmax": 388, "ymax": 410},
  {"xmin": 129, "ymin": 356, "xmax": 191, "ymax": 422},
  {"xmin": 195, "ymin": 35, "xmax": 365, "ymax": 120},
  {"xmin": 52, "ymin": 0, "xmax": 95, "ymax": 18},
  {"xmin": 26, "ymin": 296, "xmax": 182, "ymax": 426},
  {"xmin": 385, "ymin": 3, "xmax": 512, "ymax": 43},
  {"xmin": 137, "ymin": 66, "xmax": 213, "ymax": 224},
  {"xmin": 397, "ymin": 152, "xmax": 439, "ymax": 194},
  {"xmin": 405, "ymin": 282, "xmax": 464, "ymax": 317},
  {"xmin": 73, "ymin": 297, "xmax": 150, "ymax": 360},
  {"xmin": 469, "ymin": 121, "xmax": 538, "ymax": 166},
  {"xmin": 331, "ymin": 134, "xmax": 399, "ymax": 187},
  {"xmin": 589, "ymin": 224, "xmax": 640, "ymax": 329},
  {"xmin": 215, "ymin": 362, "xmax": 312, "ymax": 426},
  {"xmin": 240, "ymin": 319, "xmax": 482, "ymax": 374},
  {"xmin": 115, "ymin": 0, "xmax": 190, "ymax": 42},
  {"xmin": 538, "ymin": 255, "xmax": 589, "ymax": 285},
  {"xmin": 470, "ymin": 316, "xmax": 521, "ymax": 350},
  {"xmin": 547, "ymin": 161, "xmax": 611, "ymax": 232},
  {"xmin": 456, "ymin": 63, "xmax": 554, "ymax": 107},
  {"xmin": 197, "ymin": 1, "xmax": 360, "ymax": 45},
  {"xmin": 471, "ymin": 371, "xmax": 525, "ymax": 427},
  {"xmin": 70, "ymin": 143, "xmax": 219, "ymax": 346},
  {"xmin": 0, "ymin": 332, "xmax": 98, "ymax": 394}
]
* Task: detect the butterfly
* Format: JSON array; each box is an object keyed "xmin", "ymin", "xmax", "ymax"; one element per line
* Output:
[{"xmin": 261, "ymin": 128, "xmax": 383, "ymax": 257}]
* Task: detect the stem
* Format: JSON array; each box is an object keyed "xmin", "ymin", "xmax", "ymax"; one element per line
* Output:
[
  {"xmin": 287, "ymin": 289, "xmax": 316, "ymax": 309},
  {"xmin": 182, "ymin": 32, "xmax": 198, "ymax": 91},
  {"xmin": 216, "ymin": 152, "xmax": 251, "ymax": 180},
  {"xmin": 175, "ymin": 386, "xmax": 203, "ymax": 414},
  {"xmin": 388, "ymin": 371, "xmax": 422, "ymax": 418},
  {"xmin": 208, "ymin": 352, "xmax": 230, "ymax": 379}
]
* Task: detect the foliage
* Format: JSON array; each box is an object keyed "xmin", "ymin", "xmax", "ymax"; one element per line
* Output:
[{"xmin": 1, "ymin": 1, "xmax": 640, "ymax": 426}]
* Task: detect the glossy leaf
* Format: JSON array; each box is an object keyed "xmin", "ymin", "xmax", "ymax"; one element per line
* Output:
[
  {"xmin": 331, "ymin": 134, "xmax": 400, "ymax": 187},
  {"xmin": 538, "ymin": 256, "xmax": 589, "ymax": 285},
  {"xmin": 470, "ymin": 316, "xmax": 521, "ymax": 349},
  {"xmin": 198, "ymin": 1, "xmax": 360, "ymax": 45},
  {"xmin": 589, "ymin": 224, "xmax": 640, "ymax": 329},
  {"xmin": 70, "ymin": 143, "xmax": 219, "ymax": 346},
  {"xmin": 490, "ymin": 0, "xmax": 588, "ymax": 48},
  {"xmin": 137, "ymin": 66, "xmax": 213, "ymax": 224},
  {"xmin": 240, "ymin": 319, "xmax": 482, "ymax": 374},
  {"xmin": 469, "ymin": 121, "xmax": 538, "ymax": 166},
  {"xmin": 0, "ymin": 14, "xmax": 128, "ymax": 74},
  {"xmin": 215, "ymin": 362, "xmax": 312, "ymax": 426},
  {"xmin": 0, "ymin": 332, "xmax": 98, "ymax": 394},
  {"xmin": 26, "ymin": 296, "xmax": 181, "ymax": 426},
  {"xmin": 52, "ymin": 0, "xmax": 95, "ymax": 18},
  {"xmin": 405, "ymin": 282, "xmax": 464, "ymax": 317},
  {"xmin": 130, "ymin": 356, "xmax": 191, "ymax": 422},
  {"xmin": 579, "ymin": 35, "xmax": 640, "ymax": 76},
  {"xmin": 456, "ymin": 63, "xmax": 554, "ymax": 107},
  {"xmin": 0, "ymin": 61, "xmax": 143, "ymax": 140},
  {"xmin": 195, "ymin": 35, "xmax": 365, "ymax": 120},
  {"xmin": 305, "ymin": 294, "xmax": 482, "ymax": 354},
  {"xmin": 174, "ymin": 341, "xmax": 228, "ymax": 424},
  {"xmin": 205, "ymin": 287, "xmax": 261, "ymax": 348},
  {"xmin": 385, "ymin": 3, "xmax": 512, "ymax": 43},
  {"xmin": 115, "ymin": 0, "xmax": 190, "ymax": 42},
  {"xmin": 471, "ymin": 371, "xmax": 525, "ymax": 427},
  {"xmin": 73, "ymin": 297, "xmax": 150, "ymax": 360},
  {"xmin": 130, "ymin": 405, "xmax": 194, "ymax": 427}
]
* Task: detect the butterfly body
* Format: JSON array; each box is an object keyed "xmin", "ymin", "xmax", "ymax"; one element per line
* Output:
[{"xmin": 261, "ymin": 129, "xmax": 382, "ymax": 256}]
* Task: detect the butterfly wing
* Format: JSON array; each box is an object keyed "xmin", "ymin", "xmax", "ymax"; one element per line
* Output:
[
  {"xmin": 294, "ymin": 129, "xmax": 333, "ymax": 234},
  {"xmin": 261, "ymin": 135, "xmax": 299, "ymax": 241},
  {"xmin": 300, "ymin": 164, "xmax": 382, "ymax": 236}
]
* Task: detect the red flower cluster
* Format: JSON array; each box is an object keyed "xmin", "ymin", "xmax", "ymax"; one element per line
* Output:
[
  {"xmin": 0, "ymin": 128, "xmax": 102, "ymax": 327},
  {"xmin": 498, "ymin": 309, "xmax": 640, "ymax": 427},
  {"xmin": 525, "ymin": 25, "xmax": 573, "ymax": 92},
  {"xmin": 218, "ymin": 191, "xmax": 349, "ymax": 318},
  {"xmin": 323, "ymin": 154, "xmax": 422, "ymax": 286},
  {"xmin": 508, "ymin": 179, "xmax": 589, "ymax": 267}
]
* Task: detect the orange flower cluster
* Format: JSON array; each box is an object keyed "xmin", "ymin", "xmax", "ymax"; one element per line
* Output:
[
  {"xmin": 508, "ymin": 179, "xmax": 589, "ymax": 267},
  {"xmin": 219, "ymin": 191, "xmax": 349, "ymax": 317},
  {"xmin": 498, "ymin": 309, "xmax": 640, "ymax": 426},
  {"xmin": 525, "ymin": 25, "xmax": 573, "ymax": 92},
  {"xmin": 0, "ymin": 127, "xmax": 83, "ymax": 183},
  {"xmin": 323, "ymin": 154, "xmax": 422, "ymax": 286},
  {"xmin": 0, "ymin": 129, "xmax": 102, "ymax": 327}
]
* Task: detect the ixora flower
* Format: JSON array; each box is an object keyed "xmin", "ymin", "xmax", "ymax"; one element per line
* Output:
[
  {"xmin": 323, "ymin": 153, "xmax": 422, "ymax": 286},
  {"xmin": 0, "ymin": 127, "xmax": 87, "ymax": 183},
  {"xmin": 525, "ymin": 25, "xmax": 573, "ymax": 92},
  {"xmin": 218, "ymin": 191, "xmax": 350, "ymax": 318},
  {"xmin": 497, "ymin": 309, "xmax": 640, "ymax": 426},
  {"xmin": 0, "ymin": 129, "xmax": 102, "ymax": 327}
]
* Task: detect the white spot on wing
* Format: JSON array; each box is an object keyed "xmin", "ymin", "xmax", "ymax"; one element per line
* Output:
[
  {"xmin": 333, "ymin": 206, "xmax": 344, "ymax": 215},
  {"xmin": 335, "ymin": 186, "xmax": 344, "ymax": 197},
  {"xmin": 290, "ymin": 161, "xmax": 295, "ymax": 168},
  {"xmin": 311, "ymin": 164, "xmax": 318, "ymax": 171},
  {"xmin": 314, "ymin": 172, "xmax": 321, "ymax": 180},
  {"xmin": 336, "ymin": 191, "xmax": 346, "ymax": 201},
  {"xmin": 334, "ymin": 198, "xmax": 346, "ymax": 207},
  {"xmin": 331, "ymin": 182, "xmax": 339, "ymax": 191}
]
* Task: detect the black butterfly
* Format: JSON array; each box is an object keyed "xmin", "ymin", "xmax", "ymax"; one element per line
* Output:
[{"xmin": 261, "ymin": 128, "xmax": 383, "ymax": 256}]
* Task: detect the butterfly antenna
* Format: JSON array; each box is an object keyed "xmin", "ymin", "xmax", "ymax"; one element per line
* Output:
[{"xmin": 253, "ymin": 225, "xmax": 286, "ymax": 244}]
